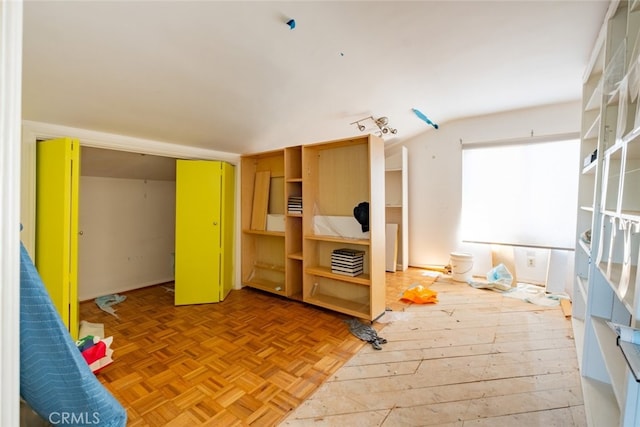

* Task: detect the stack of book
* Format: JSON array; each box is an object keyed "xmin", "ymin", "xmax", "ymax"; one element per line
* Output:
[
  {"xmin": 288, "ymin": 196, "xmax": 302, "ymax": 214},
  {"xmin": 331, "ymin": 248, "xmax": 365, "ymax": 276}
]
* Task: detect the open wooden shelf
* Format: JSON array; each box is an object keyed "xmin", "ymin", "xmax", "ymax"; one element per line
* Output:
[
  {"xmin": 305, "ymin": 266, "xmax": 370, "ymax": 286},
  {"xmin": 304, "ymin": 234, "xmax": 370, "ymax": 246},
  {"xmin": 243, "ymin": 229, "xmax": 285, "ymax": 237},
  {"xmin": 304, "ymin": 293, "xmax": 370, "ymax": 318},
  {"xmin": 253, "ymin": 262, "xmax": 285, "ymax": 273},
  {"xmin": 243, "ymin": 277, "xmax": 285, "ymax": 295},
  {"xmin": 288, "ymin": 252, "xmax": 303, "ymax": 260}
]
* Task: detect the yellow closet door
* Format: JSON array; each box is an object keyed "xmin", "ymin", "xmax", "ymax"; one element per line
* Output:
[
  {"xmin": 35, "ymin": 137, "xmax": 80, "ymax": 339},
  {"xmin": 175, "ymin": 160, "xmax": 234, "ymax": 305}
]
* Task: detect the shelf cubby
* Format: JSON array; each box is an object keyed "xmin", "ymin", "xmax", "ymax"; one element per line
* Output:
[
  {"xmin": 592, "ymin": 316, "xmax": 628, "ymax": 407},
  {"xmin": 242, "ymin": 147, "xmax": 303, "ymax": 298},
  {"xmin": 621, "ymin": 137, "xmax": 640, "ymax": 212},
  {"xmin": 603, "ymin": 146, "xmax": 624, "ymax": 212},
  {"xmin": 304, "ymin": 275, "xmax": 372, "ymax": 319}
]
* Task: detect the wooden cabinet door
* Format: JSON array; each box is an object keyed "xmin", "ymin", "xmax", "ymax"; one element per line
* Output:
[
  {"xmin": 35, "ymin": 137, "xmax": 80, "ymax": 339},
  {"xmin": 175, "ymin": 160, "xmax": 234, "ymax": 304}
]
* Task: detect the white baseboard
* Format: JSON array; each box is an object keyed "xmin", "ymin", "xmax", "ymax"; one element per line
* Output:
[{"xmin": 79, "ymin": 276, "xmax": 175, "ymax": 302}]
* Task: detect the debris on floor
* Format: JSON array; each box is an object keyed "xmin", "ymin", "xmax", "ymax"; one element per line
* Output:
[
  {"xmin": 76, "ymin": 335, "xmax": 114, "ymax": 373},
  {"xmin": 79, "ymin": 320, "xmax": 104, "ymax": 338},
  {"xmin": 422, "ymin": 264, "xmax": 451, "ymax": 275},
  {"xmin": 377, "ymin": 311, "xmax": 413, "ymax": 323},
  {"xmin": 95, "ymin": 294, "xmax": 126, "ymax": 318},
  {"xmin": 560, "ymin": 299, "xmax": 572, "ymax": 318},
  {"xmin": 421, "ymin": 270, "xmax": 442, "ymax": 278},
  {"xmin": 77, "ymin": 321, "xmax": 115, "ymax": 373},
  {"xmin": 400, "ymin": 283, "xmax": 438, "ymax": 304},
  {"xmin": 467, "ymin": 264, "xmax": 570, "ymax": 308},
  {"xmin": 468, "ymin": 263, "xmax": 513, "ymax": 291},
  {"xmin": 486, "ymin": 263, "xmax": 513, "ymax": 289},
  {"xmin": 344, "ymin": 318, "xmax": 387, "ymax": 350},
  {"xmin": 502, "ymin": 283, "xmax": 564, "ymax": 307}
]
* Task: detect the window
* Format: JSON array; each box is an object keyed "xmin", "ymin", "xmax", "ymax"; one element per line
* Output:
[{"xmin": 461, "ymin": 137, "xmax": 579, "ymax": 249}]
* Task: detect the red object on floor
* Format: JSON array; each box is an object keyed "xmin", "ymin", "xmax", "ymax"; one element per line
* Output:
[{"xmin": 81, "ymin": 341, "xmax": 106, "ymax": 365}]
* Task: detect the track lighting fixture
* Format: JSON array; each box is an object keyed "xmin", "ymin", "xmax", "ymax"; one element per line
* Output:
[{"xmin": 350, "ymin": 116, "xmax": 397, "ymax": 137}]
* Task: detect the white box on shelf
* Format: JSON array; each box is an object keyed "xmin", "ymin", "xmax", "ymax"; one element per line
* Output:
[
  {"xmin": 266, "ymin": 214, "xmax": 285, "ymax": 232},
  {"xmin": 313, "ymin": 215, "xmax": 370, "ymax": 239}
]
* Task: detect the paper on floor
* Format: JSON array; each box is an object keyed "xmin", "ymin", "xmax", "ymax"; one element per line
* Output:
[{"xmin": 79, "ymin": 320, "xmax": 104, "ymax": 339}]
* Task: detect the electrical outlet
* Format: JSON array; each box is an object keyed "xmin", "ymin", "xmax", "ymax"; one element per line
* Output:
[{"xmin": 527, "ymin": 256, "xmax": 536, "ymax": 268}]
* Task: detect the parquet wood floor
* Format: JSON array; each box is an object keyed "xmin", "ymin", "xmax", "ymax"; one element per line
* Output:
[{"xmin": 80, "ymin": 282, "xmax": 372, "ymax": 426}]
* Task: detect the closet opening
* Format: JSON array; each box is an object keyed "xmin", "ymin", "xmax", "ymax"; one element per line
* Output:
[{"xmin": 78, "ymin": 147, "xmax": 177, "ymax": 301}]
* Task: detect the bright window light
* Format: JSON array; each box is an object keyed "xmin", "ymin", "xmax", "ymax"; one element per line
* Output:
[{"xmin": 461, "ymin": 138, "xmax": 580, "ymax": 249}]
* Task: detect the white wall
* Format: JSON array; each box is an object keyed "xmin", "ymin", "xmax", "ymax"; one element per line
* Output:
[
  {"xmin": 386, "ymin": 101, "xmax": 581, "ymax": 288},
  {"xmin": 78, "ymin": 176, "xmax": 176, "ymax": 300}
]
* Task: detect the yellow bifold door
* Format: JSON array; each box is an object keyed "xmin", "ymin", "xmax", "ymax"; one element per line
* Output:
[
  {"xmin": 175, "ymin": 160, "xmax": 235, "ymax": 305},
  {"xmin": 35, "ymin": 137, "xmax": 80, "ymax": 339}
]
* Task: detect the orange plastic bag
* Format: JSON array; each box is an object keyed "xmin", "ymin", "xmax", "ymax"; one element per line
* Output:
[{"xmin": 401, "ymin": 285, "xmax": 438, "ymax": 304}]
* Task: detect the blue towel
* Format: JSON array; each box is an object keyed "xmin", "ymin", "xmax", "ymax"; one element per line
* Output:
[
  {"xmin": 20, "ymin": 242, "xmax": 127, "ymax": 426},
  {"xmin": 95, "ymin": 294, "xmax": 126, "ymax": 318}
]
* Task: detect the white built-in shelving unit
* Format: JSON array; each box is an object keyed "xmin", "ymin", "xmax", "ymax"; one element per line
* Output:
[
  {"xmin": 574, "ymin": 1, "xmax": 640, "ymax": 425},
  {"xmin": 385, "ymin": 147, "xmax": 408, "ymax": 272}
]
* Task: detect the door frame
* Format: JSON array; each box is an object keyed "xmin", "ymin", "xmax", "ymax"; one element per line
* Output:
[{"xmin": 1, "ymin": 0, "xmax": 23, "ymax": 424}]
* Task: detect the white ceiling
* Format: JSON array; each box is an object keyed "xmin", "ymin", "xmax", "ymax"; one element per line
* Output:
[{"xmin": 22, "ymin": 1, "xmax": 609, "ymax": 156}]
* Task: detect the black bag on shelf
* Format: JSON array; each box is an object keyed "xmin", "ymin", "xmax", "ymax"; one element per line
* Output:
[{"xmin": 353, "ymin": 201, "xmax": 369, "ymax": 232}]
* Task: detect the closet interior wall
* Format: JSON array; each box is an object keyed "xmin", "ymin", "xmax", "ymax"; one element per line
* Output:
[{"xmin": 78, "ymin": 147, "xmax": 176, "ymax": 300}]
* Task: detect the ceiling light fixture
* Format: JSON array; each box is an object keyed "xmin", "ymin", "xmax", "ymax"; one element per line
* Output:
[{"xmin": 351, "ymin": 116, "xmax": 397, "ymax": 136}]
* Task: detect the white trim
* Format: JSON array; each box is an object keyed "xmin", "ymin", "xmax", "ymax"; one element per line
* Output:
[
  {"xmin": 78, "ymin": 277, "xmax": 175, "ymax": 302},
  {"xmin": 20, "ymin": 125, "xmax": 36, "ymax": 258},
  {"xmin": 22, "ymin": 120, "xmax": 240, "ymax": 162},
  {"xmin": 1, "ymin": 1, "xmax": 23, "ymax": 425},
  {"xmin": 460, "ymin": 131, "xmax": 580, "ymax": 149}
]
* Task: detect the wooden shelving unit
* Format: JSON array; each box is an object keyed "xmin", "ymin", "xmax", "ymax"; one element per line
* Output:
[
  {"xmin": 284, "ymin": 146, "xmax": 303, "ymax": 300},
  {"xmin": 301, "ymin": 135, "xmax": 386, "ymax": 321},
  {"xmin": 241, "ymin": 135, "xmax": 385, "ymax": 320}
]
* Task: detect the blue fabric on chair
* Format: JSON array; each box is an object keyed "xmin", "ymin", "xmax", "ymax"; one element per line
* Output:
[{"xmin": 19, "ymin": 242, "xmax": 127, "ymax": 426}]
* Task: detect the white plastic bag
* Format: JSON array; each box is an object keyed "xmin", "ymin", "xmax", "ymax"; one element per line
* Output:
[{"xmin": 486, "ymin": 263, "xmax": 513, "ymax": 290}]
